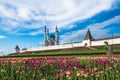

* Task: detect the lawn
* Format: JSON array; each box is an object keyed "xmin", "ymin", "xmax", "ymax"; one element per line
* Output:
[{"xmin": 2, "ymin": 49, "xmax": 120, "ymax": 58}]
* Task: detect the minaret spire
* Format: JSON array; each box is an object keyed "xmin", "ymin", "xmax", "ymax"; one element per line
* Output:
[
  {"xmin": 55, "ymin": 25, "xmax": 59, "ymax": 45},
  {"xmin": 44, "ymin": 25, "xmax": 47, "ymax": 46},
  {"xmin": 47, "ymin": 29, "xmax": 49, "ymax": 41}
]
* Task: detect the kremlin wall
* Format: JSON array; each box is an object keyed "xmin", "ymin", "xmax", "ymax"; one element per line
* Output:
[{"xmin": 19, "ymin": 28, "xmax": 120, "ymax": 53}]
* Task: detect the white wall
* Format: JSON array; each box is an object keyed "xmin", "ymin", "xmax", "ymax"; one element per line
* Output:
[
  {"xmin": 91, "ymin": 37, "xmax": 120, "ymax": 46},
  {"xmin": 20, "ymin": 37, "xmax": 120, "ymax": 53},
  {"xmin": 21, "ymin": 42, "xmax": 84, "ymax": 53},
  {"xmin": 82, "ymin": 40, "xmax": 91, "ymax": 46}
]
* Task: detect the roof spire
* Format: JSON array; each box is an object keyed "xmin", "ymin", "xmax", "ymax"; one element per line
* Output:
[
  {"xmin": 55, "ymin": 25, "xmax": 58, "ymax": 32},
  {"xmin": 84, "ymin": 28, "xmax": 93, "ymax": 40},
  {"xmin": 15, "ymin": 45, "xmax": 20, "ymax": 49},
  {"xmin": 44, "ymin": 25, "xmax": 46, "ymax": 32}
]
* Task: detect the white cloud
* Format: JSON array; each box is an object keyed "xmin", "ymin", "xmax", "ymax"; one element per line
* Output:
[
  {"xmin": 0, "ymin": 35, "xmax": 6, "ymax": 39},
  {"xmin": 88, "ymin": 15, "xmax": 120, "ymax": 29},
  {"xmin": 0, "ymin": 0, "xmax": 116, "ymax": 35},
  {"xmin": 29, "ymin": 30, "xmax": 43, "ymax": 36},
  {"xmin": 61, "ymin": 15, "xmax": 120, "ymax": 43},
  {"xmin": 60, "ymin": 30, "xmax": 86, "ymax": 43}
]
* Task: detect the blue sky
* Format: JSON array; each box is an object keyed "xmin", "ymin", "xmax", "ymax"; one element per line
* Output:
[{"xmin": 0, "ymin": 0, "xmax": 120, "ymax": 55}]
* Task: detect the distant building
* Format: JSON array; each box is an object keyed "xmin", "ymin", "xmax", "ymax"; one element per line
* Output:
[
  {"xmin": 15, "ymin": 45, "xmax": 20, "ymax": 53},
  {"xmin": 44, "ymin": 25, "xmax": 59, "ymax": 46}
]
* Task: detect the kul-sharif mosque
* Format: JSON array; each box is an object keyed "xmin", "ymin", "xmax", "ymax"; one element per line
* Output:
[{"xmin": 44, "ymin": 26, "xmax": 59, "ymax": 46}]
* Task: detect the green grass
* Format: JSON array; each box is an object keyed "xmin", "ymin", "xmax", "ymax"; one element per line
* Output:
[
  {"xmin": 0, "ymin": 49, "xmax": 119, "ymax": 58},
  {"xmin": 2, "ymin": 50, "xmax": 103, "ymax": 58}
]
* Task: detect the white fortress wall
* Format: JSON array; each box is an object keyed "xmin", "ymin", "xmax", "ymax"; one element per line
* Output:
[
  {"xmin": 21, "ymin": 42, "xmax": 83, "ymax": 53},
  {"xmin": 91, "ymin": 39, "xmax": 112, "ymax": 46},
  {"xmin": 82, "ymin": 40, "xmax": 91, "ymax": 46},
  {"xmin": 20, "ymin": 37, "xmax": 120, "ymax": 53},
  {"xmin": 112, "ymin": 37, "xmax": 120, "ymax": 44},
  {"xmin": 72, "ymin": 42, "xmax": 84, "ymax": 47},
  {"xmin": 91, "ymin": 37, "xmax": 120, "ymax": 46}
]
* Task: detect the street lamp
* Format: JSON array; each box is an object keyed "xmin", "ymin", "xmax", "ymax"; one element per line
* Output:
[
  {"xmin": 112, "ymin": 34, "xmax": 114, "ymax": 45},
  {"xmin": 71, "ymin": 39, "xmax": 74, "ymax": 54}
]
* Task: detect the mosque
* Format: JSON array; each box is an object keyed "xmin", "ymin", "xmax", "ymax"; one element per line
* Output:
[{"xmin": 44, "ymin": 26, "xmax": 59, "ymax": 46}]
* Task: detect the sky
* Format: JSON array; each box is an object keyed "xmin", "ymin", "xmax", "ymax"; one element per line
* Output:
[{"xmin": 0, "ymin": 0, "xmax": 120, "ymax": 55}]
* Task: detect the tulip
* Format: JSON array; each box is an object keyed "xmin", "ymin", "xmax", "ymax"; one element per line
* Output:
[
  {"xmin": 76, "ymin": 73, "xmax": 81, "ymax": 77},
  {"xmin": 83, "ymin": 74, "xmax": 88, "ymax": 78},
  {"xmin": 33, "ymin": 74, "xmax": 36, "ymax": 78},
  {"xmin": 66, "ymin": 70, "xmax": 71, "ymax": 75},
  {"xmin": 15, "ymin": 70, "xmax": 19, "ymax": 74},
  {"xmin": 1, "ymin": 69, "xmax": 6, "ymax": 73},
  {"xmin": 41, "ymin": 78, "xmax": 46, "ymax": 80}
]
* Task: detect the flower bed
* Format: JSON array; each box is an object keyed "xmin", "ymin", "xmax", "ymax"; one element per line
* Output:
[{"xmin": 0, "ymin": 55, "xmax": 120, "ymax": 80}]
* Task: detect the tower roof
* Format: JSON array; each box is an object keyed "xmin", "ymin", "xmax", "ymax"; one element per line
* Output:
[
  {"xmin": 84, "ymin": 29, "xmax": 93, "ymax": 40},
  {"xmin": 55, "ymin": 26, "xmax": 58, "ymax": 32},
  {"xmin": 15, "ymin": 45, "xmax": 20, "ymax": 49},
  {"xmin": 44, "ymin": 25, "xmax": 47, "ymax": 32}
]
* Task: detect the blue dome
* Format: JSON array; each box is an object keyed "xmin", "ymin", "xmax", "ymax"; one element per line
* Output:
[{"xmin": 49, "ymin": 35, "xmax": 55, "ymax": 38}]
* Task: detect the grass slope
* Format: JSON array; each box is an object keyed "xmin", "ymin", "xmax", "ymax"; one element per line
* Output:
[
  {"xmin": 1, "ymin": 44, "xmax": 120, "ymax": 58},
  {"xmin": 1, "ymin": 49, "xmax": 120, "ymax": 58}
]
